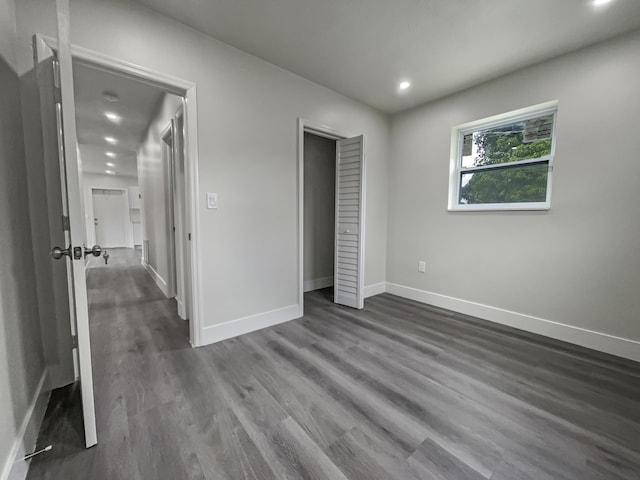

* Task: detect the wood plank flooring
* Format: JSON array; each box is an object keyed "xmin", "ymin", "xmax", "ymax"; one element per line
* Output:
[{"xmin": 27, "ymin": 248, "xmax": 640, "ymax": 479}]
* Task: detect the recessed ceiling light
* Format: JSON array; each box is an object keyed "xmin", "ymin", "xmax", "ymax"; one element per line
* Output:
[
  {"xmin": 106, "ymin": 151, "xmax": 116, "ymax": 158},
  {"xmin": 105, "ymin": 136, "xmax": 117, "ymax": 144},
  {"xmin": 399, "ymin": 81, "xmax": 411, "ymax": 91},
  {"xmin": 105, "ymin": 170, "xmax": 115, "ymax": 175},
  {"xmin": 592, "ymin": 0, "xmax": 612, "ymax": 6},
  {"xmin": 105, "ymin": 111, "xmax": 121, "ymax": 123},
  {"xmin": 103, "ymin": 90, "xmax": 119, "ymax": 102},
  {"xmin": 106, "ymin": 162, "xmax": 115, "ymax": 167}
]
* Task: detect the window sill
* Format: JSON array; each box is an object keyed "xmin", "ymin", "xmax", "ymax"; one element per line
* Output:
[{"xmin": 448, "ymin": 202, "xmax": 551, "ymax": 212}]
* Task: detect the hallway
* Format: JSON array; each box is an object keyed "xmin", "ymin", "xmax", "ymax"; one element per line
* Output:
[{"xmin": 27, "ymin": 248, "xmax": 190, "ymax": 478}]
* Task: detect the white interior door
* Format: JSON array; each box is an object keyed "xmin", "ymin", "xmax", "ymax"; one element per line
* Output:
[
  {"xmin": 173, "ymin": 111, "xmax": 190, "ymax": 319},
  {"xmin": 334, "ymin": 135, "xmax": 366, "ymax": 309},
  {"xmin": 34, "ymin": 3, "xmax": 98, "ymax": 448},
  {"xmin": 93, "ymin": 189, "xmax": 127, "ymax": 248}
]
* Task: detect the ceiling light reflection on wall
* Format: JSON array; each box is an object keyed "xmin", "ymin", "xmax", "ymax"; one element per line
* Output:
[
  {"xmin": 105, "ymin": 136, "xmax": 118, "ymax": 144},
  {"xmin": 398, "ymin": 81, "xmax": 411, "ymax": 91},
  {"xmin": 105, "ymin": 111, "xmax": 121, "ymax": 123},
  {"xmin": 592, "ymin": 0, "xmax": 612, "ymax": 6},
  {"xmin": 106, "ymin": 162, "xmax": 115, "ymax": 167},
  {"xmin": 105, "ymin": 170, "xmax": 116, "ymax": 175},
  {"xmin": 106, "ymin": 151, "xmax": 116, "ymax": 157}
]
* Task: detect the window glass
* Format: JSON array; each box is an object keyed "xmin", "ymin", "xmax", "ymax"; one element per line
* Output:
[
  {"xmin": 449, "ymin": 103, "xmax": 557, "ymax": 211},
  {"xmin": 461, "ymin": 114, "xmax": 553, "ymax": 169},
  {"xmin": 460, "ymin": 162, "xmax": 549, "ymax": 204}
]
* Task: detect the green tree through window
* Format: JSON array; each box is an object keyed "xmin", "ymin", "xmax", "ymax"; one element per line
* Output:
[{"xmin": 460, "ymin": 125, "xmax": 551, "ymax": 204}]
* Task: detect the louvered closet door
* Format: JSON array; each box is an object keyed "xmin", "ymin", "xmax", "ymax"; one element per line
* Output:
[{"xmin": 334, "ymin": 135, "xmax": 365, "ymax": 309}]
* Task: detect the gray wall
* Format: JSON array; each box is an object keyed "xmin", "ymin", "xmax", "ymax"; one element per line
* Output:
[
  {"xmin": 387, "ymin": 31, "xmax": 640, "ymax": 342},
  {"xmin": 303, "ymin": 133, "xmax": 335, "ymax": 287},
  {"xmin": 138, "ymin": 93, "xmax": 183, "ymax": 290},
  {"xmin": 0, "ymin": 0, "xmax": 47, "ymax": 473},
  {"xmin": 15, "ymin": 0, "xmax": 390, "ymax": 330}
]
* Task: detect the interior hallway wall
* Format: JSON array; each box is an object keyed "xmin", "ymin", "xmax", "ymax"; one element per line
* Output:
[
  {"xmin": 387, "ymin": 30, "xmax": 640, "ymax": 346},
  {"xmin": 14, "ymin": 0, "xmax": 390, "ymax": 337},
  {"xmin": 137, "ymin": 92, "xmax": 182, "ymax": 294},
  {"xmin": 303, "ymin": 133, "xmax": 335, "ymax": 291},
  {"xmin": 0, "ymin": 0, "xmax": 47, "ymax": 476}
]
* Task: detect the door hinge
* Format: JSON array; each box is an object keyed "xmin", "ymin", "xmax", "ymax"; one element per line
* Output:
[
  {"xmin": 71, "ymin": 334, "xmax": 78, "ymax": 349},
  {"xmin": 62, "ymin": 215, "xmax": 70, "ymax": 231},
  {"xmin": 52, "ymin": 59, "xmax": 62, "ymax": 104}
]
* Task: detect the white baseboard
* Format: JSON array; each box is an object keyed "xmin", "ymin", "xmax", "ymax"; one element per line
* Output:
[
  {"xmin": 303, "ymin": 276, "xmax": 333, "ymax": 292},
  {"xmin": 2, "ymin": 370, "xmax": 50, "ymax": 480},
  {"xmin": 176, "ymin": 298, "xmax": 187, "ymax": 320},
  {"xmin": 364, "ymin": 282, "xmax": 386, "ymax": 298},
  {"xmin": 200, "ymin": 304, "xmax": 301, "ymax": 346},
  {"xmin": 142, "ymin": 261, "xmax": 169, "ymax": 298},
  {"xmin": 385, "ymin": 282, "xmax": 640, "ymax": 363}
]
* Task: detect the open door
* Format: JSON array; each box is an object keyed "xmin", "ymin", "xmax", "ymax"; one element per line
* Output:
[
  {"xmin": 33, "ymin": 13, "xmax": 98, "ymax": 448},
  {"xmin": 334, "ymin": 135, "xmax": 366, "ymax": 309}
]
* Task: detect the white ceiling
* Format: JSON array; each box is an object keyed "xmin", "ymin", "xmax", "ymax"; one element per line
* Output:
[
  {"xmin": 73, "ymin": 59, "xmax": 165, "ymax": 176},
  {"xmin": 132, "ymin": 0, "xmax": 640, "ymax": 113}
]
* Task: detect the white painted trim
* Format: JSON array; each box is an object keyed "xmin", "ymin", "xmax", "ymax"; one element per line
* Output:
[
  {"xmin": 386, "ymin": 282, "xmax": 640, "ymax": 363},
  {"xmin": 201, "ymin": 305, "xmax": 301, "ymax": 345},
  {"xmin": 177, "ymin": 299, "xmax": 186, "ymax": 320},
  {"xmin": 38, "ymin": 34, "xmax": 203, "ymax": 349},
  {"xmin": 364, "ymin": 282, "xmax": 386, "ymax": 298},
  {"xmin": 39, "ymin": 35, "xmax": 192, "ymax": 94},
  {"xmin": 1, "ymin": 370, "xmax": 49, "ymax": 480},
  {"xmin": 303, "ymin": 276, "xmax": 334, "ymax": 292},
  {"xmin": 357, "ymin": 135, "xmax": 367, "ymax": 309},
  {"xmin": 161, "ymin": 121, "xmax": 178, "ymax": 299},
  {"xmin": 143, "ymin": 260, "xmax": 169, "ymax": 297}
]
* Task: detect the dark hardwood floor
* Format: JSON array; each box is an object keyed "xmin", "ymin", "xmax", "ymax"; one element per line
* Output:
[{"xmin": 27, "ymin": 249, "xmax": 640, "ymax": 479}]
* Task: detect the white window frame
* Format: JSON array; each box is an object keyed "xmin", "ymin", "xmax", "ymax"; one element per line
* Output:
[{"xmin": 448, "ymin": 100, "xmax": 559, "ymax": 212}]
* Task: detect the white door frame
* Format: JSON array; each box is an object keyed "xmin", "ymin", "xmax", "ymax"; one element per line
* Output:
[
  {"xmin": 171, "ymin": 105, "xmax": 190, "ymax": 320},
  {"xmin": 161, "ymin": 123, "xmax": 178, "ymax": 299},
  {"xmin": 38, "ymin": 34, "xmax": 205, "ymax": 347},
  {"xmin": 89, "ymin": 186, "xmax": 133, "ymax": 248},
  {"xmin": 297, "ymin": 118, "xmax": 363, "ymax": 315}
]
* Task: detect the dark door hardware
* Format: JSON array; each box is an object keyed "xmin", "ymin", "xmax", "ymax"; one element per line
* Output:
[
  {"xmin": 84, "ymin": 245, "xmax": 102, "ymax": 258},
  {"xmin": 51, "ymin": 245, "xmax": 72, "ymax": 260},
  {"xmin": 51, "ymin": 245, "xmax": 102, "ymax": 260}
]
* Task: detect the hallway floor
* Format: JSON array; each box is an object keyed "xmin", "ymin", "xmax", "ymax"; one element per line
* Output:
[{"xmin": 27, "ymin": 249, "xmax": 640, "ymax": 479}]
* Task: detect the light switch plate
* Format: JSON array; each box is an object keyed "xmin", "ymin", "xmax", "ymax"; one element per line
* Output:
[{"xmin": 207, "ymin": 192, "xmax": 218, "ymax": 209}]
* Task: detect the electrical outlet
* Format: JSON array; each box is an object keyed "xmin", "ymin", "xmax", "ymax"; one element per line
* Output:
[{"xmin": 418, "ymin": 261, "xmax": 426, "ymax": 273}]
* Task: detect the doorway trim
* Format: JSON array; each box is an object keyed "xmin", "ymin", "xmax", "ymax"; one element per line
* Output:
[
  {"xmin": 161, "ymin": 122, "xmax": 178, "ymax": 299},
  {"xmin": 38, "ymin": 34, "xmax": 205, "ymax": 347},
  {"xmin": 297, "ymin": 118, "xmax": 356, "ymax": 315}
]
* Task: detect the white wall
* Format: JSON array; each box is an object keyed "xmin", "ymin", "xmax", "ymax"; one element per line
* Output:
[
  {"xmin": 387, "ymin": 31, "xmax": 640, "ymax": 353},
  {"xmin": 14, "ymin": 0, "xmax": 390, "ymax": 337},
  {"xmin": 0, "ymin": 0, "xmax": 48, "ymax": 476},
  {"xmin": 137, "ymin": 93, "xmax": 182, "ymax": 292},
  {"xmin": 303, "ymin": 133, "xmax": 335, "ymax": 290},
  {"xmin": 81, "ymin": 171, "xmax": 138, "ymax": 247}
]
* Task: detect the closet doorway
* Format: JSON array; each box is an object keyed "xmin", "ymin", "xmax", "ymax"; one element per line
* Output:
[{"xmin": 298, "ymin": 119, "xmax": 366, "ymax": 313}]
